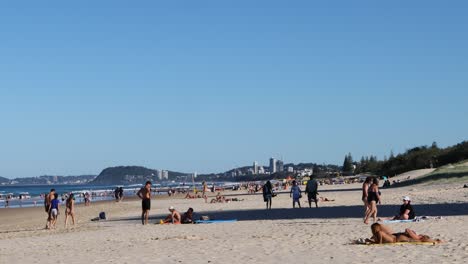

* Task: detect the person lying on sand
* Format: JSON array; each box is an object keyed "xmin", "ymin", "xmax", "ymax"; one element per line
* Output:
[
  {"xmin": 364, "ymin": 223, "xmax": 443, "ymax": 244},
  {"xmin": 210, "ymin": 192, "xmax": 226, "ymax": 203},
  {"xmin": 162, "ymin": 206, "xmax": 181, "ymax": 224},
  {"xmin": 185, "ymin": 193, "xmax": 196, "ymax": 199},
  {"xmin": 319, "ymin": 197, "xmax": 335, "ymax": 202}
]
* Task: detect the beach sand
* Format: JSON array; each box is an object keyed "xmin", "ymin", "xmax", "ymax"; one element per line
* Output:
[{"xmin": 0, "ymin": 181, "xmax": 467, "ymax": 264}]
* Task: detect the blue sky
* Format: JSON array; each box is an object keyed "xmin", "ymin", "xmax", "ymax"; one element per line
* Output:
[{"xmin": 1, "ymin": 1, "xmax": 467, "ymax": 178}]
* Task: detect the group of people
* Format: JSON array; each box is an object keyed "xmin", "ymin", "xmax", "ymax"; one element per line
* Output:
[
  {"xmin": 362, "ymin": 176, "xmax": 416, "ymax": 224},
  {"xmin": 262, "ymin": 177, "xmax": 321, "ymax": 209},
  {"xmin": 137, "ymin": 181, "xmax": 197, "ymax": 225},
  {"xmin": 43, "ymin": 189, "xmax": 76, "ymax": 229},
  {"xmin": 160, "ymin": 206, "xmax": 195, "ymax": 224}
]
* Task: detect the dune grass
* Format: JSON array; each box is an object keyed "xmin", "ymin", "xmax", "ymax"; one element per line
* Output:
[{"xmin": 393, "ymin": 161, "xmax": 468, "ymax": 187}]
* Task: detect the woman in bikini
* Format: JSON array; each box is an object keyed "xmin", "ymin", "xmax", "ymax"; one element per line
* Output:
[
  {"xmin": 364, "ymin": 178, "xmax": 380, "ymax": 224},
  {"xmin": 65, "ymin": 193, "xmax": 76, "ymax": 227},
  {"xmin": 367, "ymin": 223, "xmax": 442, "ymax": 244}
]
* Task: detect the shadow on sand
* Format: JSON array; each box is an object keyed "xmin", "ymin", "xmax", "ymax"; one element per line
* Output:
[{"xmin": 107, "ymin": 202, "xmax": 468, "ymax": 223}]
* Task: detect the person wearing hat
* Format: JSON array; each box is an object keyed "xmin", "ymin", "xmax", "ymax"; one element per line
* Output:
[
  {"xmin": 162, "ymin": 206, "xmax": 181, "ymax": 224},
  {"xmin": 393, "ymin": 196, "xmax": 415, "ymax": 220}
]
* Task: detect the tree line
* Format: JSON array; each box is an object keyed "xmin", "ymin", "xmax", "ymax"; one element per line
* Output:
[{"xmin": 344, "ymin": 140, "xmax": 468, "ymax": 177}]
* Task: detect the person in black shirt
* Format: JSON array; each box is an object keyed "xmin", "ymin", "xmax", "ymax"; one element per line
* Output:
[{"xmin": 394, "ymin": 196, "xmax": 415, "ymax": 220}]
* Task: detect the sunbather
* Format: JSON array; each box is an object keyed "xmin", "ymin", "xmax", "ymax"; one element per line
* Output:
[{"xmin": 366, "ymin": 223, "xmax": 443, "ymax": 244}]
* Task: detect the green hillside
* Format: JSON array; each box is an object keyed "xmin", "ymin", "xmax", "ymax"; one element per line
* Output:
[{"xmin": 394, "ymin": 161, "xmax": 468, "ymax": 187}]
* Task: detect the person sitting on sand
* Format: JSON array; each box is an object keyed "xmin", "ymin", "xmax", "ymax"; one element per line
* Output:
[
  {"xmin": 163, "ymin": 206, "xmax": 181, "ymax": 224},
  {"xmin": 393, "ymin": 196, "xmax": 415, "ymax": 220},
  {"xmin": 210, "ymin": 192, "xmax": 226, "ymax": 203},
  {"xmin": 366, "ymin": 223, "xmax": 442, "ymax": 244},
  {"xmin": 181, "ymin": 208, "xmax": 194, "ymax": 224},
  {"xmin": 65, "ymin": 193, "xmax": 76, "ymax": 227}
]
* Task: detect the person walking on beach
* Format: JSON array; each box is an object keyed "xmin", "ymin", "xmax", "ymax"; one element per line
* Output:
[
  {"xmin": 5, "ymin": 194, "xmax": 11, "ymax": 208},
  {"xmin": 262, "ymin": 181, "xmax": 274, "ymax": 210},
  {"xmin": 364, "ymin": 178, "xmax": 381, "ymax": 224},
  {"xmin": 49, "ymin": 193, "xmax": 60, "ymax": 229},
  {"xmin": 362, "ymin": 177, "xmax": 372, "ymax": 219},
  {"xmin": 290, "ymin": 180, "xmax": 302, "ymax": 208},
  {"xmin": 44, "ymin": 189, "xmax": 55, "ymax": 229},
  {"xmin": 137, "ymin": 181, "xmax": 152, "ymax": 225},
  {"xmin": 119, "ymin": 187, "xmax": 124, "ymax": 202},
  {"xmin": 305, "ymin": 176, "xmax": 319, "ymax": 208},
  {"xmin": 202, "ymin": 181, "xmax": 207, "ymax": 196},
  {"xmin": 84, "ymin": 192, "xmax": 91, "ymax": 206},
  {"xmin": 65, "ymin": 193, "xmax": 76, "ymax": 227},
  {"xmin": 114, "ymin": 187, "xmax": 120, "ymax": 202}
]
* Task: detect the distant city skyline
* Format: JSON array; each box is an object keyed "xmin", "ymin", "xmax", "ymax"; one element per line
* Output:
[{"xmin": 1, "ymin": 1, "xmax": 467, "ymax": 178}]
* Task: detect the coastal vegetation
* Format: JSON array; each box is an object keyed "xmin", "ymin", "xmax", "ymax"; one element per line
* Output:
[
  {"xmin": 392, "ymin": 161, "xmax": 468, "ymax": 186},
  {"xmin": 353, "ymin": 141, "xmax": 468, "ymax": 178}
]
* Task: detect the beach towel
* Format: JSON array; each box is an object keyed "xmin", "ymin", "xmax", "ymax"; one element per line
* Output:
[
  {"xmin": 365, "ymin": 242, "xmax": 438, "ymax": 246},
  {"xmin": 353, "ymin": 239, "xmax": 438, "ymax": 246},
  {"xmin": 194, "ymin": 219, "xmax": 237, "ymax": 224},
  {"xmin": 383, "ymin": 219, "xmax": 417, "ymax": 224},
  {"xmin": 382, "ymin": 216, "xmax": 442, "ymax": 224}
]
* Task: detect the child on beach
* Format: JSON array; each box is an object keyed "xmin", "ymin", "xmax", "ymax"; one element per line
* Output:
[
  {"xmin": 290, "ymin": 180, "xmax": 302, "ymax": 208},
  {"xmin": 49, "ymin": 193, "xmax": 60, "ymax": 229}
]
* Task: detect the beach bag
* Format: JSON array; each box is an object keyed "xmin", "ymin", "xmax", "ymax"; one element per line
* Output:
[{"xmin": 99, "ymin": 212, "xmax": 106, "ymax": 220}]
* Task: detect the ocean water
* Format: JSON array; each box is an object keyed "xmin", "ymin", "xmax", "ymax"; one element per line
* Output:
[{"xmin": 0, "ymin": 182, "xmax": 239, "ymax": 208}]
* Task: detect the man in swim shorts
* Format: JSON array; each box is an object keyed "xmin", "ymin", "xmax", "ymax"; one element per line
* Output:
[
  {"xmin": 305, "ymin": 176, "xmax": 319, "ymax": 208},
  {"xmin": 44, "ymin": 189, "xmax": 55, "ymax": 229},
  {"xmin": 137, "ymin": 181, "xmax": 152, "ymax": 225}
]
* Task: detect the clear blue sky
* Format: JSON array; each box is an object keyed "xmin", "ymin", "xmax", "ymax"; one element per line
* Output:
[{"xmin": 1, "ymin": 1, "xmax": 467, "ymax": 178}]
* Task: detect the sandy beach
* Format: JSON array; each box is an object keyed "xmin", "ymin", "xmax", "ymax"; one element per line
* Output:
[{"xmin": 1, "ymin": 180, "xmax": 467, "ymax": 264}]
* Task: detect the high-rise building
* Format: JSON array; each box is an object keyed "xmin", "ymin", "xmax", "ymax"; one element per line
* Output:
[
  {"xmin": 253, "ymin": 161, "xmax": 259, "ymax": 174},
  {"xmin": 287, "ymin": 166, "xmax": 294, "ymax": 173},
  {"xmin": 161, "ymin": 170, "xmax": 169, "ymax": 180},
  {"xmin": 277, "ymin": 160, "xmax": 284, "ymax": 172},
  {"xmin": 269, "ymin": 158, "xmax": 277, "ymax": 174},
  {"xmin": 258, "ymin": 166, "xmax": 265, "ymax": 174},
  {"xmin": 156, "ymin": 170, "xmax": 162, "ymax": 180}
]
